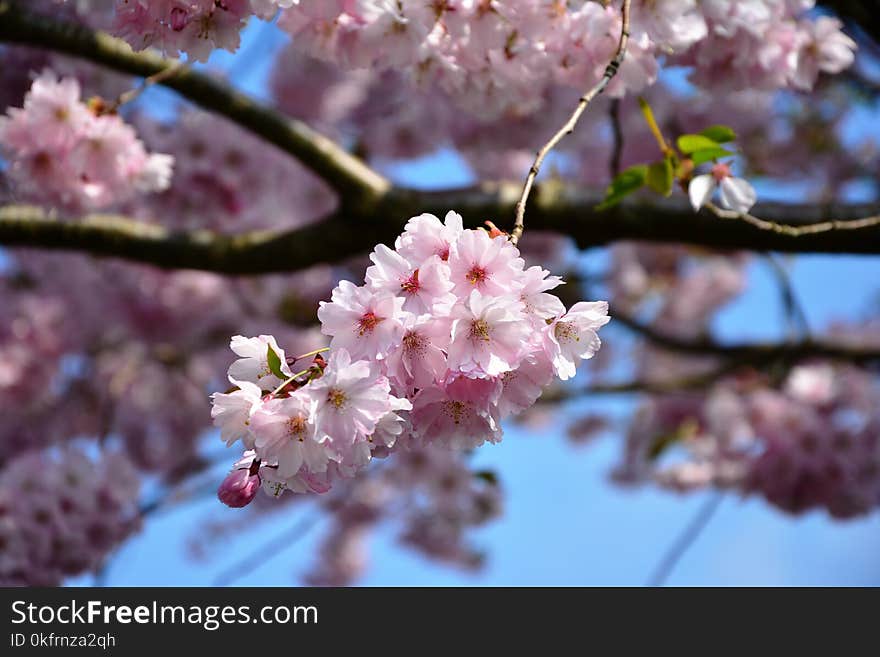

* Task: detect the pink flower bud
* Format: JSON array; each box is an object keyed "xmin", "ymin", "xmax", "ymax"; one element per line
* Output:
[
  {"xmin": 217, "ymin": 468, "xmax": 260, "ymax": 508},
  {"xmin": 710, "ymin": 162, "xmax": 732, "ymax": 182},
  {"xmin": 170, "ymin": 8, "xmax": 189, "ymax": 32}
]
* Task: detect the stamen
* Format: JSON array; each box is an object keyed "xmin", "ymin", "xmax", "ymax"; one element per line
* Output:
[
  {"xmin": 470, "ymin": 319, "xmax": 491, "ymax": 342},
  {"xmin": 466, "ymin": 266, "xmax": 488, "ymax": 286},
  {"xmin": 357, "ymin": 311, "xmax": 384, "ymax": 336}
]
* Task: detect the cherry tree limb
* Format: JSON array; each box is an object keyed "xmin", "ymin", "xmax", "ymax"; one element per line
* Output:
[
  {"xmin": 609, "ymin": 306, "xmax": 880, "ymax": 366},
  {"xmin": 4, "ymin": 191, "xmax": 880, "ymax": 276},
  {"xmin": 0, "ymin": 205, "xmax": 391, "ymax": 274},
  {"xmin": 0, "ymin": 1, "xmax": 390, "ymax": 206}
]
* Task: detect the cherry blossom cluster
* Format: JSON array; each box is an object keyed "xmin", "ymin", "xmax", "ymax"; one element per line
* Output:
[
  {"xmin": 110, "ymin": 1, "xmax": 296, "ymax": 62},
  {"xmin": 605, "ymin": 234, "xmax": 879, "ymax": 520},
  {"xmin": 614, "ymin": 363, "xmax": 880, "ymax": 519},
  {"xmin": 678, "ymin": 3, "xmax": 857, "ymax": 93},
  {"xmin": 273, "ymin": 1, "xmax": 855, "ymax": 117},
  {"xmin": 211, "ymin": 212, "xmax": 610, "ymax": 504},
  {"xmin": 0, "ymin": 447, "xmax": 141, "ymax": 586},
  {"xmin": 306, "ymin": 447, "xmax": 502, "ymax": 585},
  {"xmin": 0, "ymin": 70, "xmax": 173, "ymax": 211},
  {"xmin": 130, "ymin": 109, "xmax": 336, "ymax": 231}
]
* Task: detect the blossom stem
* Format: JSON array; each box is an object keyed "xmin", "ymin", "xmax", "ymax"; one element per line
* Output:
[
  {"xmin": 637, "ymin": 96, "xmax": 673, "ymax": 157},
  {"xmin": 101, "ymin": 62, "xmax": 191, "ymax": 114},
  {"xmin": 291, "ymin": 347, "xmax": 330, "ymax": 362},
  {"xmin": 270, "ymin": 368, "xmax": 316, "ymax": 397}
]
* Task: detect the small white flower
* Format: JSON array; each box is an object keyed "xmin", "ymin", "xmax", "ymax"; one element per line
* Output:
[{"xmin": 689, "ymin": 163, "xmax": 757, "ymax": 214}]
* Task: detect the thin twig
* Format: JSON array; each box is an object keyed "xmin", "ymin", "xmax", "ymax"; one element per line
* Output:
[
  {"xmin": 608, "ymin": 98, "xmax": 624, "ymax": 178},
  {"xmin": 511, "ymin": 0, "xmax": 632, "ymax": 244},
  {"xmin": 706, "ymin": 201, "xmax": 880, "ymax": 237},
  {"xmin": 213, "ymin": 512, "xmax": 319, "ymax": 586},
  {"xmin": 647, "ymin": 492, "xmax": 724, "ymax": 587},
  {"xmin": 102, "ymin": 62, "xmax": 190, "ymax": 114},
  {"xmin": 763, "ymin": 254, "xmax": 811, "ymax": 340}
]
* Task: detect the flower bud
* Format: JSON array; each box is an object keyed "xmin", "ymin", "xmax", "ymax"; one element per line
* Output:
[{"xmin": 217, "ymin": 468, "xmax": 260, "ymax": 508}]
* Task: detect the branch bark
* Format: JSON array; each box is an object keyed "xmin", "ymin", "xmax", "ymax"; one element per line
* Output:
[
  {"xmin": 3, "ymin": 189, "xmax": 880, "ymax": 277},
  {"xmin": 0, "ymin": 205, "xmax": 392, "ymax": 274},
  {"xmin": 0, "ymin": 1, "xmax": 390, "ymax": 206}
]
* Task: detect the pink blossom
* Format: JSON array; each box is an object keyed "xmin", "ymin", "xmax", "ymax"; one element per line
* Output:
[
  {"xmin": 306, "ymin": 348, "xmax": 399, "ymax": 444},
  {"xmin": 210, "ymin": 379, "xmax": 264, "ymax": 448},
  {"xmin": 227, "ymin": 335, "xmax": 293, "ymax": 389},
  {"xmin": 447, "ymin": 290, "xmax": 528, "ymax": 378},
  {"xmin": 792, "ymin": 16, "xmax": 857, "ymax": 90},
  {"xmin": 395, "ymin": 211, "xmax": 464, "ymax": 264},
  {"xmin": 497, "ymin": 353, "xmax": 554, "ymax": 418},
  {"xmin": 447, "ymin": 228, "xmax": 525, "ymax": 299},
  {"xmin": 0, "ymin": 70, "xmax": 174, "ymax": 211},
  {"xmin": 543, "ymin": 301, "xmax": 610, "ymax": 380},
  {"xmin": 383, "ymin": 314, "xmax": 451, "ymax": 393},
  {"xmin": 250, "ymin": 391, "xmax": 332, "ymax": 476},
  {"xmin": 317, "ymin": 280, "xmax": 405, "ymax": 360},
  {"xmin": 785, "ymin": 364, "xmax": 836, "ymax": 405},
  {"xmin": 519, "ymin": 265, "xmax": 566, "ymax": 325},
  {"xmin": 369, "ymin": 395, "xmax": 413, "ymax": 450},
  {"xmin": 366, "ymin": 245, "xmax": 455, "ymax": 315},
  {"xmin": 411, "ymin": 383, "xmax": 502, "ymax": 450}
]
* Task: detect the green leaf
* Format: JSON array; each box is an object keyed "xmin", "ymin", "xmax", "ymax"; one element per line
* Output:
[
  {"xmin": 647, "ymin": 419, "xmax": 698, "ymax": 461},
  {"xmin": 699, "ymin": 125, "xmax": 737, "ymax": 144},
  {"xmin": 646, "ymin": 158, "xmax": 674, "ymax": 196},
  {"xmin": 690, "ymin": 146, "xmax": 735, "ymax": 167},
  {"xmin": 676, "ymin": 134, "xmax": 720, "ymax": 154},
  {"xmin": 473, "ymin": 470, "xmax": 499, "ymax": 486},
  {"xmin": 647, "ymin": 432, "xmax": 680, "ymax": 461},
  {"xmin": 266, "ymin": 344, "xmax": 286, "ymax": 380},
  {"xmin": 596, "ymin": 165, "xmax": 648, "ymax": 210}
]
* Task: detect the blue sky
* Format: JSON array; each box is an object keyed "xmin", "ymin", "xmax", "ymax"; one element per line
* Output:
[{"xmin": 68, "ymin": 20, "xmax": 880, "ymax": 586}]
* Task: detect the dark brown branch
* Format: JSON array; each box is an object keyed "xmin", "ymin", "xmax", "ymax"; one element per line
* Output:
[
  {"xmin": 609, "ymin": 306, "xmax": 880, "ymax": 367},
  {"xmin": 0, "ymin": 205, "xmax": 393, "ymax": 274},
  {"xmin": 4, "ymin": 188, "xmax": 880, "ymax": 276},
  {"xmin": 0, "ymin": 1, "xmax": 390, "ymax": 206},
  {"xmin": 821, "ymin": 0, "xmax": 880, "ymax": 45}
]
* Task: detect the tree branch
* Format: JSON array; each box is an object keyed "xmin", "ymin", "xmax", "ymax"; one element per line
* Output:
[
  {"xmin": 705, "ymin": 201, "xmax": 880, "ymax": 237},
  {"xmin": 610, "ymin": 305, "xmax": 880, "ymax": 366},
  {"xmin": 4, "ymin": 189, "xmax": 880, "ymax": 276},
  {"xmin": 0, "ymin": 205, "xmax": 393, "ymax": 274},
  {"xmin": 821, "ymin": 0, "xmax": 880, "ymax": 45},
  {"xmin": 511, "ymin": 0, "xmax": 630, "ymax": 244},
  {"xmin": 0, "ymin": 1, "xmax": 390, "ymax": 206}
]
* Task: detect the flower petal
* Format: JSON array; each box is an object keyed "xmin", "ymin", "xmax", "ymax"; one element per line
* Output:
[
  {"xmin": 688, "ymin": 174, "xmax": 716, "ymax": 211},
  {"xmin": 719, "ymin": 177, "xmax": 757, "ymax": 213}
]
